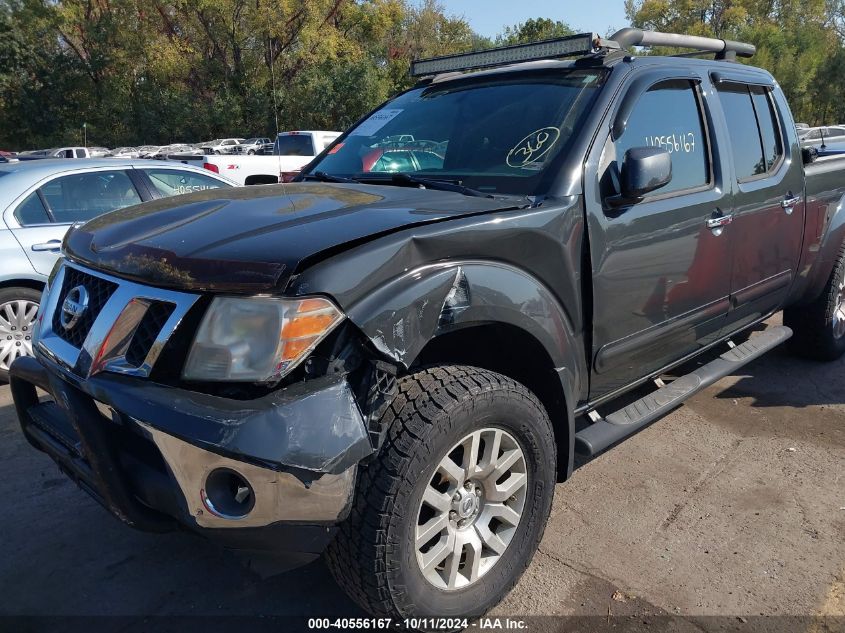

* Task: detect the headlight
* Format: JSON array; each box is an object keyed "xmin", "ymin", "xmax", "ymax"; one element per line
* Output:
[{"xmin": 182, "ymin": 296, "xmax": 344, "ymax": 382}]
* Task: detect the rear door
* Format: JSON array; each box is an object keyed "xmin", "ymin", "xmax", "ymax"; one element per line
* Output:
[
  {"xmin": 585, "ymin": 75, "xmax": 734, "ymax": 397},
  {"xmin": 713, "ymin": 79, "xmax": 805, "ymax": 332},
  {"xmin": 6, "ymin": 169, "xmax": 145, "ymax": 275}
]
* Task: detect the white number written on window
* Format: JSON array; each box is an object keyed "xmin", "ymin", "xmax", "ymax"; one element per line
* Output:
[{"xmin": 644, "ymin": 132, "xmax": 696, "ymax": 154}]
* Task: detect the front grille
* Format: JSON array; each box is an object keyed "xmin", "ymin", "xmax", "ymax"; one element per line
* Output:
[
  {"xmin": 39, "ymin": 263, "xmax": 199, "ymax": 378},
  {"xmin": 52, "ymin": 267, "xmax": 118, "ymax": 348},
  {"xmin": 124, "ymin": 302, "xmax": 176, "ymax": 367}
]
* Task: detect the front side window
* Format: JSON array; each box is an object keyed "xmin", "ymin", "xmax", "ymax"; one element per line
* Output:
[
  {"xmin": 144, "ymin": 168, "xmax": 228, "ymax": 197},
  {"xmin": 309, "ymin": 69, "xmax": 607, "ymax": 195},
  {"xmin": 614, "ymin": 79, "xmax": 710, "ymax": 195},
  {"xmin": 40, "ymin": 171, "xmax": 142, "ymax": 224}
]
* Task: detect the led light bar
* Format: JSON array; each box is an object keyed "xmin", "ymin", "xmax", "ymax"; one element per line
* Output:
[{"xmin": 411, "ymin": 33, "xmax": 601, "ymax": 77}]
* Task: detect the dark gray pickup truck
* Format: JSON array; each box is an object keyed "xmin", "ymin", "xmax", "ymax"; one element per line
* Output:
[{"xmin": 10, "ymin": 28, "xmax": 845, "ymax": 623}]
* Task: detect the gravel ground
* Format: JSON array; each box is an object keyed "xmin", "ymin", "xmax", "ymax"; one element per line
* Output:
[{"xmin": 0, "ymin": 316, "xmax": 843, "ymax": 632}]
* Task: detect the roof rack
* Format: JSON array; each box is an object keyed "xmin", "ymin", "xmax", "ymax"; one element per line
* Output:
[{"xmin": 609, "ymin": 28, "xmax": 755, "ymax": 60}]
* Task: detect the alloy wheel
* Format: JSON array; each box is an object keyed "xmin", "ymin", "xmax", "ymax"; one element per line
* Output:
[
  {"xmin": 0, "ymin": 299, "xmax": 39, "ymax": 371},
  {"xmin": 415, "ymin": 427, "xmax": 528, "ymax": 590},
  {"xmin": 834, "ymin": 277, "xmax": 845, "ymax": 339}
]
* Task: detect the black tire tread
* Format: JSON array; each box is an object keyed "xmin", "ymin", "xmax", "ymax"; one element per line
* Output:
[
  {"xmin": 785, "ymin": 242, "xmax": 845, "ymax": 361},
  {"xmin": 324, "ymin": 364, "xmax": 551, "ymax": 618}
]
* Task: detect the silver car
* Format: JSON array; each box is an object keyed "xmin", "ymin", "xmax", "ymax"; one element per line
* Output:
[{"xmin": 0, "ymin": 158, "xmax": 236, "ymax": 379}]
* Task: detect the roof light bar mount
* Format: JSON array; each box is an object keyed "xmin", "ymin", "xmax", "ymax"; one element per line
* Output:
[
  {"xmin": 410, "ymin": 28, "xmax": 756, "ymax": 78},
  {"xmin": 609, "ymin": 27, "xmax": 756, "ymax": 60},
  {"xmin": 410, "ymin": 32, "xmax": 609, "ymax": 77}
]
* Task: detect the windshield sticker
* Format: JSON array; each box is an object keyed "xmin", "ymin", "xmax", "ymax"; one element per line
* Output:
[
  {"xmin": 352, "ymin": 109, "xmax": 403, "ymax": 137},
  {"xmin": 506, "ymin": 127, "xmax": 561, "ymax": 168}
]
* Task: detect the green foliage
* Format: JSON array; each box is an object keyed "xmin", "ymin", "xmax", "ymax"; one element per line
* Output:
[
  {"xmin": 625, "ymin": 0, "xmax": 842, "ymax": 124},
  {"xmin": 7, "ymin": 0, "xmax": 844, "ymax": 150},
  {"xmin": 497, "ymin": 18, "xmax": 575, "ymax": 45},
  {"xmin": 0, "ymin": 0, "xmax": 479, "ymax": 149}
]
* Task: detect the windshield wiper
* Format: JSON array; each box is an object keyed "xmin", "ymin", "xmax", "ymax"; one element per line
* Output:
[
  {"xmin": 303, "ymin": 171, "xmax": 359, "ymax": 184},
  {"xmin": 388, "ymin": 173, "xmax": 494, "ymax": 198}
]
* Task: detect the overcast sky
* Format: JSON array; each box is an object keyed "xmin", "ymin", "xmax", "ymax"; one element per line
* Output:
[{"xmin": 435, "ymin": 0, "xmax": 630, "ymax": 38}]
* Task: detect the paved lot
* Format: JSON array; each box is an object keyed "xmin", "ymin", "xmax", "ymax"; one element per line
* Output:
[{"xmin": 1, "ymin": 316, "xmax": 843, "ymax": 631}]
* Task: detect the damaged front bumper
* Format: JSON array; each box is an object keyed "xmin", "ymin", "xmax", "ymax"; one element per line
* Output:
[{"xmin": 10, "ymin": 353, "xmax": 375, "ymax": 556}]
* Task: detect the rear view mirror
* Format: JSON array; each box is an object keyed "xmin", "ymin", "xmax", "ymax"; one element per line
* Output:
[{"xmin": 621, "ymin": 147, "xmax": 672, "ymax": 199}]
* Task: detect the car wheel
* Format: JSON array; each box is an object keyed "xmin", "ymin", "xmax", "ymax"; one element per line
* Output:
[
  {"xmin": 0, "ymin": 287, "xmax": 42, "ymax": 382},
  {"xmin": 325, "ymin": 365, "xmax": 556, "ymax": 621},
  {"xmin": 214, "ymin": 150, "xmax": 221, "ymax": 155},
  {"xmin": 785, "ymin": 242, "xmax": 845, "ymax": 361},
  {"xmin": 248, "ymin": 149, "xmax": 256, "ymax": 155}
]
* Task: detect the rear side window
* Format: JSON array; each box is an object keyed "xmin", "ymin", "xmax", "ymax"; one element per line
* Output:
[
  {"xmin": 717, "ymin": 84, "xmax": 783, "ymax": 180},
  {"xmin": 750, "ymin": 87, "xmax": 783, "ymax": 172},
  {"xmin": 143, "ymin": 168, "xmax": 228, "ymax": 197},
  {"xmin": 40, "ymin": 171, "xmax": 142, "ymax": 223},
  {"xmin": 15, "ymin": 192, "xmax": 51, "ymax": 225},
  {"xmin": 615, "ymin": 79, "xmax": 710, "ymax": 195}
]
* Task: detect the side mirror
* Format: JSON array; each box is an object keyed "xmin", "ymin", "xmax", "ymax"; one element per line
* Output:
[{"xmin": 620, "ymin": 147, "xmax": 672, "ymax": 199}]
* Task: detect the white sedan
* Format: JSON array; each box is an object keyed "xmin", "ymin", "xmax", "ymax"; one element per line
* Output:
[{"xmin": 0, "ymin": 157, "xmax": 237, "ymax": 378}]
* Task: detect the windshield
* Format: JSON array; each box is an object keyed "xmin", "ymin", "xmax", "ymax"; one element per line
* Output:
[{"xmin": 309, "ymin": 69, "xmax": 606, "ymax": 195}]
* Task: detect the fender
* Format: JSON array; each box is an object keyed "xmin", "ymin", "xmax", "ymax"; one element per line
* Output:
[
  {"xmin": 791, "ymin": 188, "xmax": 845, "ymax": 305},
  {"xmin": 342, "ymin": 260, "xmax": 586, "ymax": 478}
]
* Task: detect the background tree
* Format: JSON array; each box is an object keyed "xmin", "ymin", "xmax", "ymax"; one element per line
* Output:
[{"xmin": 625, "ymin": 0, "xmax": 839, "ymax": 123}]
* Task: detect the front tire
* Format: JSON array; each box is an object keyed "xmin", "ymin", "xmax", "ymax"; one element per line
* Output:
[
  {"xmin": 325, "ymin": 366, "xmax": 556, "ymax": 622},
  {"xmin": 785, "ymin": 243, "xmax": 845, "ymax": 361},
  {"xmin": 0, "ymin": 286, "xmax": 41, "ymax": 382}
]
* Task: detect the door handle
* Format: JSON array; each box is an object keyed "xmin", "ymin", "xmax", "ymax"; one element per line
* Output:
[
  {"xmin": 31, "ymin": 240, "xmax": 62, "ymax": 252},
  {"xmin": 782, "ymin": 195, "xmax": 801, "ymax": 214},
  {"xmin": 706, "ymin": 215, "xmax": 733, "ymax": 229}
]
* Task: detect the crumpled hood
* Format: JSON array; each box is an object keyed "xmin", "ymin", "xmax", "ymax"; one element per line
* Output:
[{"xmin": 64, "ymin": 182, "xmax": 521, "ymax": 292}]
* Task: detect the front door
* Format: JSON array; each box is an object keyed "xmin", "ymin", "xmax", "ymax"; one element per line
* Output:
[
  {"xmin": 714, "ymin": 81, "xmax": 805, "ymax": 331},
  {"xmin": 586, "ymin": 77, "xmax": 734, "ymax": 398}
]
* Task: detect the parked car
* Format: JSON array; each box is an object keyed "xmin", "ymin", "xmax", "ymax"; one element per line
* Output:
[
  {"xmin": 88, "ymin": 147, "xmax": 111, "ymax": 158},
  {"xmin": 12, "ymin": 29, "xmax": 845, "ymax": 623},
  {"xmin": 136, "ymin": 145, "xmax": 163, "ymax": 158},
  {"xmin": 106, "ymin": 147, "xmax": 140, "ymax": 158},
  {"xmin": 49, "ymin": 147, "xmax": 94, "ymax": 158},
  {"xmin": 234, "ymin": 137, "xmax": 272, "ymax": 155},
  {"xmin": 0, "ymin": 158, "xmax": 236, "ymax": 379},
  {"xmin": 201, "ymin": 130, "xmax": 340, "ymax": 185},
  {"xmin": 201, "ymin": 138, "xmax": 244, "ymax": 154},
  {"xmin": 800, "ymin": 125, "xmax": 845, "ymax": 150},
  {"xmin": 150, "ymin": 144, "xmax": 203, "ymax": 160}
]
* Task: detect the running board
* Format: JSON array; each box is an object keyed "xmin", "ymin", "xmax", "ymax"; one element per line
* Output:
[{"xmin": 575, "ymin": 325, "xmax": 792, "ymax": 457}]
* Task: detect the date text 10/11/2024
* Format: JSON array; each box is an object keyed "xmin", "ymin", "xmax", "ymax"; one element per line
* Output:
[{"xmin": 307, "ymin": 617, "xmax": 528, "ymax": 630}]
